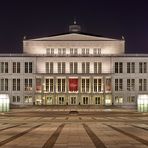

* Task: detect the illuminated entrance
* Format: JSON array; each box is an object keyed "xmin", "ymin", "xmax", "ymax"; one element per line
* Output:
[
  {"xmin": 137, "ymin": 95, "xmax": 148, "ymax": 112},
  {"xmin": 0, "ymin": 94, "xmax": 10, "ymax": 112}
]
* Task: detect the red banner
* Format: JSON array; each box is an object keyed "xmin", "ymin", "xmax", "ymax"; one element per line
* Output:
[{"xmin": 69, "ymin": 78, "xmax": 78, "ymax": 92}]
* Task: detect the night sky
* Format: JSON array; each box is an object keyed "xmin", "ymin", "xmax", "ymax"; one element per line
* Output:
[{"xmin": 0, "ymin": 0, "xmax": 148, "ymax": 53}]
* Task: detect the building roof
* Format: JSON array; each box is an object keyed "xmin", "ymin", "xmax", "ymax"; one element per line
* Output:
[{"xmin": 26, "ymin": 32, "xmax": 122, "ymax": 41}]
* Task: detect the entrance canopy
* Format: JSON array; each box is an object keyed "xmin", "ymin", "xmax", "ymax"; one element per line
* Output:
[
  {"xmin": 137, "ymin": 95, "xmax": 148, "ymax": 112},
  {"xmin": 0, "ymin": 94, "xmax": 10, "ymax": 112}
]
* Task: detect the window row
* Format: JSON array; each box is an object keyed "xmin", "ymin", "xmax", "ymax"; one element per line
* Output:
[
  {"xmin": 115, "ymin": 96, "xmax": 136, "ymax": 104},
  {"xmin": 115, "ymin": 62, "xmax": 147, "ymax": 73},
  {"xmin": 36, "ymin": 78, "xmax": 111, "ymax": 93},
  {"xmin": 12, "ymin": 95, "xmax": 136, "ymax": 104},
  {"xmin": 0, "ymin": 78, "xmax": 33, "ymax": 91},
  {"xmin": 45, "ymin": 62, "xmax": 102, "ymax": 73},
  {"xmin": 46, "ymin": 48, "xmax": 101, "ymax": 55},
  {"xmin": 0, "ymin": 62, "xmax": 33, "ymax": 73},
  {"xmin": 115, "ymin": 78, "xmax": 147, "ymax": 91}
]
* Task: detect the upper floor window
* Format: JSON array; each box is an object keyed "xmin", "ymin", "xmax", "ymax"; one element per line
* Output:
[
  {"xmin": 94, "ymin": 62, "xmax": 102, "ymax": 73},
  {"xmin": 82, "ymin": 62, "xmax": 90, "ymax": 73},
  {"xmin": 25, "ymin": 62, "xmax": 32, "ymax": 73},
  {"xmin": 58, "ymin": 62, "xmax": 65, "ymax": 73},
  {"xmin": 58, "ymin": 48, "xmax": 66, "ymax": 55},
  {"xmin": 57, "ymin": 78, "xmax": 65, "ymax": 92},
  {"xmin": 24, "ymin": 79, "xmax": 32, "ymax": 91},
  {"xmin": 81, "ymin": 78, "xmax": 90, "ymax": 92},
  {"xmin": 93, "ymin": 78, "xmax": 102, "ymax": 92},
  {"xmin": 127, "ymin": 79, "xmax": 135, "ymax": 91},
  {"xmin": 139, "ymin": 62, "xmax": 147, "ymax": 73},
  {"xmin": 93, "ymin": 48, "xmax": 101, "ymax": 55},
  {"xmin": 115, "ymin": 79, "xmax": 123, "ymax": 91},
  {"xmin": 45, "ymin": 78, "xmax": 54, "ymax": 92},
  {"xmin": 13, "ymin": 79, "xmax": 20, "ymax": 91},
  {"xmin": 13, "ymin": 62, "xmax": 20, "ymax": 73},
  {"xmin": 0, "ymin": 62, "xmax": 8, "ymax": 73},
  {"xmin": 70, "ymin": 62, "xmax": 77, "ymax": 73},
  {"xmin": 115, "ymin": 62, "xmax": 123, "ymax": 73},
  {"xmin": 0, "ymin": 78, "xmax": 8, "ymax": 91},
  {"xmin": 46, "ymin": 48, "xmax": 54, "ymax": 55},
  {"xmin": 127, "ymin": 62, "xmax": 135, "ymax": 73},
  {"xmin": 139, "ymin": 79, "xmax": 147, "ymax": 91},
  {"xmin": 45, "ymin": 62, "xmax": 53, "ymax": 73}
]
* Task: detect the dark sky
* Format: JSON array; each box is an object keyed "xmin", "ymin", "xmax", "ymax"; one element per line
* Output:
[{"xmin": 0, "ymin": 0, "xmax": 148, "ymax": 53}]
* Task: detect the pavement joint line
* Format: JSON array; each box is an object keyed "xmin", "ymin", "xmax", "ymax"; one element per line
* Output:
[
  {"xmin": 0, "ymin": 123, "xmax": 44, "ymax": 147},
  {"xmin": 132, "ymin": 125, "xmax": 148, "ymax": 131},
  {"xmin": 0, "ymin": 123, "xmax": 26, "ymax": 132},
  {"xmin": 42, "ymin": 123, "xmax": 65, "ymax": 148},
  {"xmin": 82, "ymin": 123, "xmax": 107, "ymax": 148},
  {"xmin": 105, "ymin": 124, "xmax": 148, "ymax": 146}
]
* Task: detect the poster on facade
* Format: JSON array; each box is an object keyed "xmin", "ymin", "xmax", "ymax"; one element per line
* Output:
[{"xmin": 69, "ymin": 78, "xmax": 78, "ymax": 92}]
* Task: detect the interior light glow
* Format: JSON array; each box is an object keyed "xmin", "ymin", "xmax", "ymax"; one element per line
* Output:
[{"xmin": 0, "ymin": 94, "xmax": 10, "ymax": 112}]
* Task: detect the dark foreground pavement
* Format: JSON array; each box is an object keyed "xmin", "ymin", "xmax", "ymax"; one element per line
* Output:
[{"xmin": 0, "ymin": 109, "xmax": 148, "ymax": 148}]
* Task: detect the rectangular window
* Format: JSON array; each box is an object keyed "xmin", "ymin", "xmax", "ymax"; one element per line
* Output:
[
  {"xmin": 74, "ymin": 48, "xmax": 77, "ymax": 55},
  {"xmin": 45, "ymin": 62, "xmax": 49, "ymax": 73},
  {"xmin": 12, "ymin": 96, "xmax": 20, "ymax": 103},
  {"xmin": 81, "ymin": 78, "xmax": 90, "ymax": 92},
  {"xmin": 62, "ymin": 62, "xmax": 65, "ymax": 73},
  {"xmin": 115, "ymin": 96, "xmax": 123, "ymax": 104},
  {"xmin": 70, "ymin": 62, "xmax": 73, "ymax": 73},
  {"xmin": 94, "ymin": 62, "xmax": 102, "ymax": 73},
  {"xmin": 82, "ymin": 48, "xmax": 85, "ymax": 55},
  {"xmin": 57, "ymin": 62, "xmax": 65, "ymax": 73},
  {"xmin": 13, "ymin": 62, "xmax": 20, "ymax": 73},
  {"xmin": 139, "ymin": 79, "xmax": 147, "ymax": 91},
  {"xmin": 13, "ymin": 79, "xmax": 20, "ymax": 91},
  {"xmin": 70, "ymin": 48, "xmax": 73, "ymax": 55},
  {"xmin": 93, "ymin": 78, "xmax": 102, "ymax": 92},
  {"xmin": 58, "ymin": 48, "xmax": 61, "ymax": 55},
  {"xmin": 70, "ymin": 62, "xmax": 77, "ymax": 73},
  {"xmin": 82, "ymin": 62, "xmax": 90, "ymax": 73},
  {"xmin": 127, "ymin": 96, "xmax": 135, "ymax": 103},
  {"xmin": 24, "ymin": 79, "xmax": 32, "ymax": 91},
  {"xmin": 93, "ymin": 48, "xmax": 101, "ymax": 55},
  {"xmin": 57, "ymin": 78, "xmax": 65, "ymax": 92},
  {"xmin": 86, "ymin": 62, "xmax": 90, "ymax": 73},
  {"xmin": 86, "ymin": 48, "xmax": 89, "ymax": 54},
  {"xmin": 0, "ymin": 78, "xmax": 8, "ymax": 91},
  {"xmin": 24, "ymin": 96, "xmax": 32, "ymax": 103},
  {"xmin": 46, "ymin": 48, "xmax": 54, "ymax": 55},
  {"xmin": 45, "ymin": 78, "xmax": 54, "ymax": 92},
  {"xmin": 127, "ymin": 79, "xmax": 135, "ymax": 91},
  {"xmin": 50, "ymin": 62, "xmax": 53, "ymax": 73},
  {"xmin": 46, "ymin": 62, "xmax": 53, "ymax": 73},
  {"xmin": 74, "ymin": 62, "xmax": 77, "ymax": 73},
  {"xmin": 115, "ymin": 62, "xmax": 123, "ymax": 73},
  {"xmin": 82, "ymin": 62, "xmax": 85, "ymax": 73},
  {"xmin": 115, "ymin": 79, "xmax": 123, "ymax": 91},
  {"xmin": 0, "ymin": 62, "xmax": 8, "ymax": 73},
  {"xmin": 58, "ymin": 62, "xmax": 61, "ymax": 73},
  {"xmin": 139, "ymin": 62, "xmax": 147, "ymax": 73},
  {"xmin": 25, "ymin": 62, "xmax": 32, "ymax": 73}
]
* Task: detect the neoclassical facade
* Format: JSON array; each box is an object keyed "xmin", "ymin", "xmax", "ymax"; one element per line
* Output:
[{"xmin": 0, "ymin": 24, "xmax": 148, "ymax": 108}]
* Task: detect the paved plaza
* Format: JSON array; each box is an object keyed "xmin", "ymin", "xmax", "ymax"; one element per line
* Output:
[{"xmin": 0, "ymin": 109, "xmax": 148, "ymax": 148}]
